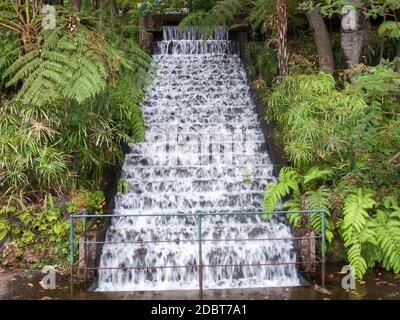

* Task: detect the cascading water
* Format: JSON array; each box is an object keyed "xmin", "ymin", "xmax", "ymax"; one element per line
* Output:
[{"xmin": 96, "ymin": 26, "xmax": 301, "ymax": 291}]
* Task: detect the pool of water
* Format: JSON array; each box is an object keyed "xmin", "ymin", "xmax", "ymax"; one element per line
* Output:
[{"xmin": 2, "ymin": 264, "xmax": 399, "ymax": 300}]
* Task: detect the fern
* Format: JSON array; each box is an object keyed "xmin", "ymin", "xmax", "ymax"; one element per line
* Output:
[
  {"xmin": 283, "ymin": 195, "xmax": 302, "ymax": 227},
  {"xmin": 340, "ymin": 188, "xmax": 376, "ymax": 278},
  {"xmin": 360, "ymin": 241, "xmax": 381, "ymax": 269},
  {"xmin": 303, "ymin": 166, "xmax": 333, "ymax": 185},
  {"xmin": 263, "ymin": 167, "xmax": 300, "ymax": 213},
  {"xmin": 0, "ymin": 11, "xmax": 152, "ymax": 195},
  {"xmin": 247, "ymin": 0, "xmax": 275, "ymax": 32},
  {"xmin": 179, "ymin": 0, "xmax": 245, "ymax": 37},
  {"xmin": 341, "ymin": 189, "xmax": 375, "ymax": 246},
  {"xmin": 4, "ymin": 23, "xmax": 152, "ymax": 107},
  {"xmin": 369, "ymin": 208, "xmax": 400, "ymax": 273},
  {"xmin": 347, "ymin": 237, "xmax": 368, "ymax": 279},
  {"xmin": 305, "ymin": 186, "xmax": 332, "ymax": 242},
  {"xmin": 378, "ymin": 21, "xmax": 400, "ymax": 39}
]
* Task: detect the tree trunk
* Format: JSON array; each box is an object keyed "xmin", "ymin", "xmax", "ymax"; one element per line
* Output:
[
  {"xmin": 110, "ymin": 0, "xmax": 117, "ymax": 26},
  {"xmin": 362, "ymin": 17, "xmax": 373, "ymax": 46},
  {"xmin": 99, "ymin": 0, "xmax": 103, "ymax": 28},
  {"xmin": 340, "ymin": 0, "xmax": 366, "ymax": 68},
  {"xmin": 305, "ymin": 8, "xmax": 335, "ymax": 73},
  {"xmin": 72, "ymin": 0, "xmax": 81, "ymax": 12},
  {"xmin": 110, "ymin": 0, "xmax": 117, "ymax": 16},
  {"xmin": 276, "ymin": 0, "xmax": 288, "ymax": 76}
]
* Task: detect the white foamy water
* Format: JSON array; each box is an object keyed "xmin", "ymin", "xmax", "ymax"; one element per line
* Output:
[{"xmin": 96, "ymin": 26, "xmax": 300, "ymax": 291}]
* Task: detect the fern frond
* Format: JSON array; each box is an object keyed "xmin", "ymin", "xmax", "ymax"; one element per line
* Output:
[
  {"xmin": 303, "ymin": 166, "xmax": 333, "ymax": 185},
  {"xmin": 179, "ymin": 0, "xmax": 245, "ymax": 37},
  {"xmin": 340, "ymin": 188, "xmax": 376, "ymax": 278},
  {"xmin": 247, "ymin": 0, "xmax": 275, "ymax": 31},
  {"xmin": 5, "ymin": 57, "xmax": 43, "ymax": 87},
  {"xmin": 341, "ymin": 188, "xmax": 375, "ymax": 246},
  {"xmin": 305, "ymin": 186, "xmax": 332, "ymax": 240},
  {"xmin": 263, "ymin": 167, "xmax": 300, "ymax": 213},
  {"xmin": 370, "ymin": 208, "xmax": 400, "ymax": 273},
  {"xmin": 361, "ymin": 241, "xmax": 381, "ymax": 269},
  {"xmin": 347, "ymin": 237, "xmax": 368, "ymax": 279},
  {"xmin": 378, "ymin": 21, "xmax": 400, "ymax": 39},
  {"xmin": 283, "ymin": 194, "xmax": 302, "ymax": 227},
  {"xmin": 3, "ymin": 49, "xmax": 41, "ymax": 79}
]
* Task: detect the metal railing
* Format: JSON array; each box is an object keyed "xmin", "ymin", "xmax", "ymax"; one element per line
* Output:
[{"xmin": 69, "ymin": 209, "xmax": 326, "ymax": 294}]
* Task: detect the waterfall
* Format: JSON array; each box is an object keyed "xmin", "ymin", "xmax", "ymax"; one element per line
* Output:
[{"xmin": 96, "ymin": 26, "xmax": 300, "ymax": 291}]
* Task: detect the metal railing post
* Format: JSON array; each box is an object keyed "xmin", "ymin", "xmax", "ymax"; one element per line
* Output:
[
  {"xmin": 83, "ymin": 210, "xmax": 87, "ymax": 289},
  {"xmin": 197, "ymin": 214, "xmax": 203, "ymax": 298},
  {"xmin": 321, "ymin": 209, "xmax": 326, "ymax": 288},
  {"xmin": 69, "ymin": 215, "xmax": 74, "ymax": 296}
]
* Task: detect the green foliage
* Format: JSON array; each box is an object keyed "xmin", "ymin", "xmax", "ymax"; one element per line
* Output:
[
  {"xmin": 179, "ymin": 0, "xmax": 306, "ymax": 39},
  {"xmin": 67, "ymin": 189, "xmax": 105, "ymax": 214},
  {"xmin": 264, "ymin": 59, "xmax": 400, "ymax": 278},
  {"xmin": 267, "ymin": 71, "xmax": 367, "ymax": 167},
  {"xmin": 247, "ymin": 0, "xmax": 275, "ymax": 34},
  {"xmin": 0, "ymin": 190, "xmax": 105, "ymax": 267},
  {"xmin": 305, "ymin": 186, "xmax": 332, "ymax": 239},
  {"xmin": 0, "ymin": 8, "xmax": 152, "ymax": 196},
  {"xmin": 179, "ymin": 0, "xmax": 245, "ymax": 37},
  {"xmin": 4, "ymin": 23, "xmax": 151, "ymax": 106},
  {"xmin": 340, "ymin": 189, "xmax": 375, "ymax": 247},
  {"xmin": 263, "ymin": 167, "xmax": 300, "ymax": 212},
  {"xmin": 264, "ymin": 166, "xmax": 333, "ymax": 244},
  {"xmin": 0, "ymin": 31, "xmax": 18, "ymax": 90},
  {"xmin": 136, "ymin": 0, "xmax": 188, "ymax": 16},
  {"xmin": 0, "ymin": 194, "xmax": 82, "ymax": 267},
  {"xmin": 117, "ymin": 177, "xmax": 133, "ymax": 194},
  {"xmin": 245, "ymin": 42, "xmax": 279, "ymax": 87},
  {"xmin": 378, "ymin": 21, "xmax": 400, "ymax": 39},
  {"xmin": 369, "ymin": 205, "xmax": 400, "ymax": 273},
  {"xmin": 339, "ymin": 189, "xmax": 375, "ymax": 278},
  {"xmin": 362, "ymin": 31, "xmax": 399, "ymax": 66},
  {"xmin": 188, "ymin": 0, "xmax": 217, "ymax": 12},
  {"xmin": 0, "ymin": 5, "xmax": 152, "ymax": 268},
  {"xmin": 337, "ymin": 191, "xmax": 400, "ymax": 278}
]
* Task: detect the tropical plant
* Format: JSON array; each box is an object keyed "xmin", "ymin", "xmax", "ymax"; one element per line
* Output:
[
  {"xmin": 245, "ymin": 42, "xmax": 279, "ymax": 87},
  {"xmin": 0, "ymin": 4, "xmax": 152, "ymax": 196},
  {"xmin": 179, "ymin": 0, "xmax": 245, "ymax": 37},
  {"xmin": 263, "ymin": 166, "xmax": 334, "ymax": 244},
  {"xmin": 266, "ymin": 71, "xmax": 367, "ymax": 167},
  {"xmin": 0, "ymin": 194, "xmax": 81, "ymax": 267},
  {"xmin": 263, "ymin": 60, "xmax": 400, "ymax": 278}
]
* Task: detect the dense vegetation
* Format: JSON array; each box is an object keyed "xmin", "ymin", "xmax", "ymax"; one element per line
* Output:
[
  {"xmin": 263, "ymin": 65, "xmax": 400, "ymax": 278},
  {"xmin": 0, "ymin": 0, "xmax": 152, "ymax": 268},
  {"xmin": 0, "ymin": 0, "xmax": 399, "ymax": 281}
]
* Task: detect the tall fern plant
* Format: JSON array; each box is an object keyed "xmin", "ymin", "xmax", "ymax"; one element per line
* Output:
[
  {"xmin": 264, "ymin": 167, "xmax": 400, "ymax": 278},
  {"xmin": 263, "ymin": 63, "xmax": 400, "ymax": 278},
  {"xmin": 263, "ymin": 166, "xmax": 334, "ymax": 245},
  {"xmin": 0, "ymin": 7, "xmax": 153, "ymax": 196}
]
